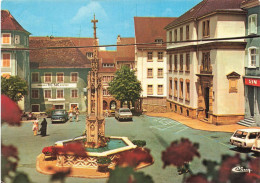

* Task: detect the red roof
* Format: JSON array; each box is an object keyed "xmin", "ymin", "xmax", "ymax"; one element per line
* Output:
[
  {"xmin": 29, "ymin": 37, "xmax": 90, "ymax": 68},
  {"xmin": 165, "ymin": 0, "xmax": 245, "ymax": 29},
  {"xmin": 1, "ymin": 10, "xmax": 30, "ymax": 33},
  {"xmin": 99, "ymin": 51, "xmax": 117, "ymax": 73},
  {"xmin": 116, "ymin": 37, "xmax": 135, "ymax": 61},
  {"xmin": 134, "ymin": 17, "xmax": 177, "ymax": 49}
]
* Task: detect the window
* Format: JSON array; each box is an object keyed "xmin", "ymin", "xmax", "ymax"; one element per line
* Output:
[
  {"xmin": 2, "ymin": 33, "xmax": 11, "ymax": 44},
  {"xmin": 180, "ymin": 54, "xmax": 183, "ymax": 71},
  {"xmin": 157, "ymin": 68, "xmax": 163, "ymax": 78},
  {"xmin": 32, "ymin": 73, "xmax": 39, "ymax": 82},
  {"xmin": 174, "ymin": 55, "xmax": 178, "ymax": 71},
  {"xmin": 186, "ymin": 80, "xmax": 190, "ymax": 101},
  {"xmin": 169, "ymin": 54, "xmax": 173, "ymax": 71},
  {"xmin": 169, "ymin": 31, "xmax": 172, "ymax": 42},
  {"xmin": 103, "ymin": 88, "xmax": 109, "ymax": 96},
  {"xmin": 56, "ymin": 73, "xmax": 64, "ymax": 83},
  {"xmin": 44, "ymin": 90, "xmax": 52, "ymax": 99},
  {"xmin": 174, "ymin": 29, "xmax": 177, "ymax": 42},
  {"xmin": 57, "ymin": 89, "xmax": 64, "ymax": 98},
  {"xmin": 180, "ymin": 27, "xmax": 183, "ymax": 41},
  {"xmin": 71, "ymin": 72, "xmax": 78, "ymax": 82},
  {"xmin": 147, "ymin": 68, "xmax": 153, "ymax": 78},
  {"xmin": 174, "ymin": 78, "xmax": 178, "ymax": 98},
  {"xmin": 158, "ymin": 52, "xmax": 163, "ymax": 61},
  {"xmin": 44, "ymin": 73, "xmax": 52, "ymax": 83},
  {"xmin": 157, "ymin": 85, "xmax": 163, "ymax": 95},
  {"xmin": 248, "ymin": 14, "xmax": 257, "ymax": 35},
  {"xmin": 169, "ymin": 77, "xmax": 173, "ymax": 97},
  {"xmin": 201, "ymin": 52, "xmax": 211, "ymax": 72},
  {"xmin": 180, "ymin": 79, "xmax": 183, "ymax": 99},
  {"xmin": 155, "ymin": 39, "xmax": 163, "ymax": 43},
  {"xmin": 2, "ymin": 53, "xmax": 11, "ymax": 67},
  {"xmin": 103, "ymin": 76, "xmax": 114, "ymax": 83},
  {"xmin": 32, "ymin": 89, "xmax": 39, "ymax": 99},
  {"xmin": 248, "ymin": 48, "xmax": 257, "ymax": 67},
  {"xmin": 202, "ymin": 20, "xmax": 210, "ymax": 38},
  {"xmin": 103, "ymin": 63, "xmax": 115, "ymax": 67},
  {"xmin": 186, "ymin": 53, "xmax": 190, "ymax": 71},
  {"xmin": 148, "ymin": 52, "xmax": 153, "ymax": 61},
  {"xmin": 87, "ymin": 52, "xmax": 93, "ymax": 58},
  {"xmin": 186, "ymin": 25, "xmax": 190, "ymax": 40},
  {"xmin": 15, "ymin": 35, "xmax": 20, "ymax": 44},
  {"xmin": 147, "ymin": 85, "xmax": 153, "ymax": 95},
  {"xmin": 71, "ymin": 89, "xmax": 78, "ymax": 98}
]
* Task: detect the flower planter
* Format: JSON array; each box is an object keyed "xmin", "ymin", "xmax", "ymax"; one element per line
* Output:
[{"xmin": 97, "ymin": 163, "xmax": 110, "ymax": 172}]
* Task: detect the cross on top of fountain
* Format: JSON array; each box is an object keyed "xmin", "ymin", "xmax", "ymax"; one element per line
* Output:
[{"xmin": 85, "ymin": 14, "xmax": 107, "ymax": 148}]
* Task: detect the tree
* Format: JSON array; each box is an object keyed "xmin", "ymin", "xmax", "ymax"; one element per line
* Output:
[
  {"xmin": 108, "ymin": 66, "xmax": 142, "ymax": 108},
  {"xmin": 1, "ymin": 76, "xmax": 28, "ymax": 102}
]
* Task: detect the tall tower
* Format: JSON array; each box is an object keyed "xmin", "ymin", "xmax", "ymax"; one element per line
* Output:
[{"xmin": 85, "ymin": 14, "xmax": 105, "ymax": 148}]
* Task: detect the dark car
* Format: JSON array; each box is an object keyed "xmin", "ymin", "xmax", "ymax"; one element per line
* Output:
[{"xmin": 51, "ymin": 109, "xmax": 68, "ymax": 123}]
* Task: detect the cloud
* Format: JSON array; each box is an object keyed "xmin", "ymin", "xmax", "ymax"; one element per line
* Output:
[{"xmin": 71, "ymin": 1, "xmax": 108, "ymax": 23}]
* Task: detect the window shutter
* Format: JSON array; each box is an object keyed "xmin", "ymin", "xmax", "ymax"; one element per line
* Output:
[
  {"xmin": 245, "ymin": 49, "xmax": 248, "ymax": 67},
  {"xmin": 252, "ymin": 15, "xmax": 257, "ymax": 34},
  {"xmin": 256, "ymin": 48, "xmax": 259, "ymax": 67}
]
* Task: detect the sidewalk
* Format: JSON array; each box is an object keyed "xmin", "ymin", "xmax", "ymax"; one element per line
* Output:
[{"xmin": 146, "ymin": 112, "xmax": 260, "ymax": 133}]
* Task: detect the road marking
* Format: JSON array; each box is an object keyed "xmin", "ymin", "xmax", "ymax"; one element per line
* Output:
[{"xmin": 174, "ymin": 127, "xmax": 188, "ymax": 134}]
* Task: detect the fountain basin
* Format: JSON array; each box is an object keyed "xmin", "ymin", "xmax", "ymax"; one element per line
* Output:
[{"xmin": 54, "ymin": 136, "xmax": 136, "ymax": 169}]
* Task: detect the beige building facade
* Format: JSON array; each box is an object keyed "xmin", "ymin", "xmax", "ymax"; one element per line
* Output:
[{"xmin": 165, "ymin": 0, "xmax": 246, "ymax": 125}]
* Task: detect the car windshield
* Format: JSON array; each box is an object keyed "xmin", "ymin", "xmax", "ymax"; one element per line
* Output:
[
  {"xmin": 53, "ymin": 111, "xmax": 65, "ymax": 115},
  {"xmin": 120, "ymin": 109, "xmax": 130, "ymax": 113},
  {"xmin": 233, "ymin": 131, "xmax": 248, "ymax": 139}
]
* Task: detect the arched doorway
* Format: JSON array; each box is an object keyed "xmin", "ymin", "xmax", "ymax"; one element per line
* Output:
[
  {"xmin": 103, "ymin": 100, "xmax": 108, "ymax": 110},
  {"xmin": 110, "ymin": 100, "xmax": 117, "ymax": 110}
]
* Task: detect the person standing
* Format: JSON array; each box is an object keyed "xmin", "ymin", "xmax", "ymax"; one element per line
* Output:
[
  {"xmin": 32, "ymin": 119, "xmax": 39, "ymax": 136},
  {"xmin": 39, "ymin": 118, "xmax": 47, "ymax": 136}
]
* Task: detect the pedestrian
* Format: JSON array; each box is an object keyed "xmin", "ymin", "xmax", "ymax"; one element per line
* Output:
[
  {"xmin": 32, "ymin": 119, "xmax": 39, "ymax": 136},
  {"xmin": 39, "ymin": 118, "xmax": 47, "ymax": 136},
  {"xmin": 69, "ymin": 108, "xmax": 73, "ymax": 122},
  {"xmin": 75, "ymin": 108, "xmax": 80, "ymax": 122}
]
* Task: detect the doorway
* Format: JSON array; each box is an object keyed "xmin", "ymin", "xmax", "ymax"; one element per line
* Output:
[
  {"xmin": 55, "ymin": 105, "xmax": 64, "ymax": 109},
  {"xmin": 248, "ymin": 86, "xmax": 254, "ymax": 117},
  {"xmin": 204, "ymin": 87, "xmax": 210, "ymax": 118}
]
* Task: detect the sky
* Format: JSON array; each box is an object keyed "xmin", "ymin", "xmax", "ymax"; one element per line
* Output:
[{"xmin": 1, "ymin": 0, "xmax": 202, "ymax": 50}]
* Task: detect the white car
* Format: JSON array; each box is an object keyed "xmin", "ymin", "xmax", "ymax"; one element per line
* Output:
[
  {"xmin": 230, "ymin": 129, "xmax": 260, "ymax": 148},
  {"xmin": 251, "ymin": 133, "xmax": 260, "ymax": 153},
  {"xmin": 115, "ymin": 108, "xmax": 133, "ymax": 121}
]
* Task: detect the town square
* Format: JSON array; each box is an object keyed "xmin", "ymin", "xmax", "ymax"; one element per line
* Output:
[{"xmin": 1, "ymin": 0, "xmax": 260, "ymax": 182}]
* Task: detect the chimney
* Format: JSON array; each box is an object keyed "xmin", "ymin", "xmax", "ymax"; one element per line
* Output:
[{"xmin": 117, "ymin": 35, "xmax": 121, "ymax": 43}]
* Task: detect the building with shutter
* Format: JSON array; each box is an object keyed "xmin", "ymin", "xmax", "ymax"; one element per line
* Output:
[
  {"xmin": 1, "ymin": 10, "xmax": 31, "ymax": 111},
  {"xmin": 241, "ymin": 0, "xmax": 260, "ymax": 126},
  {"xmin": 165, "ymin": 0, "xmax": 247, "ymax": 125}
]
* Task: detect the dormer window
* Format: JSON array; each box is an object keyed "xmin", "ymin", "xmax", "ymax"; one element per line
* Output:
[
  {"xmin": 87, "ymin": 52, "xmax": 93, "ymax": 58},
  {"xmin": 103, "ymin": 63, "xmax": 114, "ymax": 67},
  {"xmin": 15, "ymin": 35, "xmax": 20, "ymax": 44},
  {"xmin": 155, "ymin": 39, "xmax": 163, "ymax": 43}
]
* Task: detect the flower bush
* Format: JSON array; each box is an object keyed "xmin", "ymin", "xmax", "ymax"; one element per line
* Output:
[{"xmin": 42, "ymin": 146, "xmax": 56, "ymax": 155}]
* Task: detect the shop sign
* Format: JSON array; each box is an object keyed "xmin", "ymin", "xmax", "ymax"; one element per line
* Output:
[
  {"xmin": 245, "ymin": 78, "xmax": 260, "ymax": 87},
  {"xmin": 31, "ymin": 83, "xmax": 77, "ymax": 88}
]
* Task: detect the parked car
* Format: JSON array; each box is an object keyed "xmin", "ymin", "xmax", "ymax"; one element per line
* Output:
[
  {"xmin": 51, "ymin": 109, "xmax": 68, "ymax": 123},
  {"xmin": 251, "ymin": 133, "xmax": 260, "ymax": 153},
  {"xmin": 230, "ymin": 129, "xmax": 260, "ymax": 148},
  {"xmin": 115, "ymin": 108, "xmax": 133, "ymax": 121}
]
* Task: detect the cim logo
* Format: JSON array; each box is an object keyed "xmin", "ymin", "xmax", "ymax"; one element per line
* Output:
[{"xmin": 245, "ymin": 78, "xmax": 260, "ymax": 87}]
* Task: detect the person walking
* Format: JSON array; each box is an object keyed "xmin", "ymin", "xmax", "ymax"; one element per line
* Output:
[
  {"xmin": 32, "ymin": 119, "xmax": 39, "ymax": 136},
  {"xmin": 75, "ymin": 107, "xmax": 80, "ymax": 122},
  {"xmin": 39, "ymin": 118, "xmax": 47, "ymax": 136}
]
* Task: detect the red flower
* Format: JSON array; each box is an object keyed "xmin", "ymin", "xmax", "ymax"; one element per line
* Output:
[
  {"xmin": 218, "ymin": 154, "xmax": 240, "ymax": 183},
  {"xmin": 1, "ymin": 95, "xmax": 21, "ymax": 126},
  {"xmin": 117, "ymin": 147, "xmax": 153, "ymax": 168},
  {"xmin": 42, "ymin": 146, "xmax": 56, "ymax": 155},
  {"xmin": 162, "ymin": 138, "xmax": 200, "ymax": 168}
]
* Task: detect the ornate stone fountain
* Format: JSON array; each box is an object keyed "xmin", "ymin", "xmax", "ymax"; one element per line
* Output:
[{"xmin": 54, "ymin": 15, "xmax": 136, "ymax": 169}]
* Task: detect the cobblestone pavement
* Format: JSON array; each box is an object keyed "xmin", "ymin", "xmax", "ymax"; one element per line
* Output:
[{"xmin": 2, "ymin": 115, "xmax": 257, "ymax": 183}]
